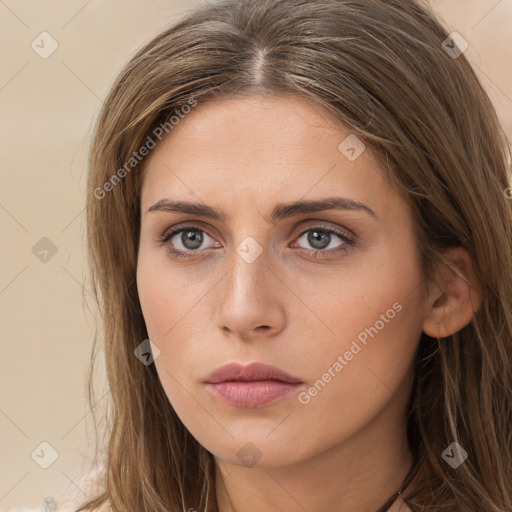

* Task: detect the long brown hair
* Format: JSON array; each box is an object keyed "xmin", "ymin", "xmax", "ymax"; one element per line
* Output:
[{"xmin": 80, "ymin": 0, "xmax": 512, "ymax": 510}]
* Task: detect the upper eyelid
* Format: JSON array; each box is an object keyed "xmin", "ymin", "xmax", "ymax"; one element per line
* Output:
[{"xmin": 160, "ymin": 220, "xmax": 354, "ymax": 243}]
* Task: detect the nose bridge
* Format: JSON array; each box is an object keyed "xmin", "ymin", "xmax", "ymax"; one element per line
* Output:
[
  {"xmin": 216, "ymin": 233, "xmax": 286, "ymax": 338},
  {"xmin": 224, "ymin": 238, "xmax": 269, "ymax": 311},
  {"xmin": 224, "ymin": 209, "xmax": 274, "ymax": 299}
]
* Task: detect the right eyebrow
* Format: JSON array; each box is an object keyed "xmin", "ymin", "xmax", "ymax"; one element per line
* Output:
[{"xmin": 146, "ymin": 196, "xmax": 378, "ymax": 223}]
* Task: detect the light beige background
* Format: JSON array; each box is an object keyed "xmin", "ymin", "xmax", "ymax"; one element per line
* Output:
[{"xmin": 1, "ymin": 0, "xmax": 511, "ymax": 509}]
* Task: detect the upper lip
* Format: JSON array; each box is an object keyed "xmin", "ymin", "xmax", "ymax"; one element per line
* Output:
[{"xmin": 204, "ymin": 362, "xmax": 303, "ymax": 384}]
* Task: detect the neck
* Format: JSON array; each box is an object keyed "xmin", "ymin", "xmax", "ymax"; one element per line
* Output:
[{"xmin": 215, "ymin": 400, "xmax": 414, "ymax": 512}]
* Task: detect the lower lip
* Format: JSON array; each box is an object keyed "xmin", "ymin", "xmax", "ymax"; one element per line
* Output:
[{"xmin": 206, "ymin": 380, "xmax": 303, "ymax": 408}]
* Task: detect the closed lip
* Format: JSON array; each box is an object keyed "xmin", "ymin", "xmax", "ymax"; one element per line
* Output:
[{"xmin": 204, "ymin": 362, "xmax": 303, "ymax": 384}]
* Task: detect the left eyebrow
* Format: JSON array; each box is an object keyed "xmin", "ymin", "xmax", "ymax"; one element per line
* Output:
[{"xmin": 146, "ymin": 196, "xmax": 378, "ymax": 223}]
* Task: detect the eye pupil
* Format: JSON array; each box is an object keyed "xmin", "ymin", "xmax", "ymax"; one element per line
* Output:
[
  {"xmin": 182, "ymin": 229, "xmax": 203, "ymax": 249},
  {"xmin": 308, "ymin": 230, "xmax": 330, "ymax": 249}
]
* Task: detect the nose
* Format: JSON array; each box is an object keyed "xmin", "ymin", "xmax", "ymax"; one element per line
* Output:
[{"xmin": 215, "ymin": 245, "xmax": 287, "ymax": 342}]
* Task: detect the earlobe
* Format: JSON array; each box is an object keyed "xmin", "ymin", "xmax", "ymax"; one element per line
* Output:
[{"xmin": 422, "ymin": 247, "xmax": 483, "ymax": 339}]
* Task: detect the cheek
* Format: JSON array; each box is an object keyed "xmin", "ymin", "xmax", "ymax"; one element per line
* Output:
[
  {"xmin": 285, "ymin": 294, "xmax": 421, "ymax": 462},
  {"xmin": 291, "ymin": 240, "xmax": 423, "ymax": 350},
  {"xmin": 295, "ymin": 246, "xmax": 425, "ymax": 416},
  {"xmin": 136, "ymin": 259, "xmax": 202, "ymax": 421},
  {"xmin": 136, "ymin": 253, "xmax": 209, "ymax": 378},
  {"xmin": 136, "ymin": 259, "xmax": 167, "ymax": 340},
  {"xmin": 137, "ymin": 248, "xmax": 196, "ymax": 340}
]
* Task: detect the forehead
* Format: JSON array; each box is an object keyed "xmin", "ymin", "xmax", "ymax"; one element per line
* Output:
[{"xmin": 140, "ymin": 94, "xmax": 394, "ymax": 220}]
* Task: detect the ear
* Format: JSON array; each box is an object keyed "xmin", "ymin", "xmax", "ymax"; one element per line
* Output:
[{"xmin": 422, "ymin": 247, "xmax": 483, "ymax": 339}]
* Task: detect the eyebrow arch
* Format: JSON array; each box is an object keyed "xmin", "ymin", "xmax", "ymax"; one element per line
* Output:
[{"xmin": 147, "ymin": 196, "xmax": 377, "ymax": 223}]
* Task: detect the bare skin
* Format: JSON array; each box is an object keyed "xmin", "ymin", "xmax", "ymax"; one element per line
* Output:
[{"xmin": 136, "ymin": 95, "xmax": 482, "ymax": 512}]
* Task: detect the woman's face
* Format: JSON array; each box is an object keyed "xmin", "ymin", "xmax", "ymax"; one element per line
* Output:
[{"xmin": 137, "ymin": 95, "xmax": 428, "ymax": 467}]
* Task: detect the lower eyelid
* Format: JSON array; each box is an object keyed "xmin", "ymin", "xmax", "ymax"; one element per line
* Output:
[{"xmin": 159, "ymin": 225, "xmax": 354, "ymax": 254}]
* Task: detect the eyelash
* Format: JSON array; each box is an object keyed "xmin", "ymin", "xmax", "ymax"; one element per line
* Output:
[{"xmin": 157, "ymin": 223, "xmax": 355, "ymax": 260}]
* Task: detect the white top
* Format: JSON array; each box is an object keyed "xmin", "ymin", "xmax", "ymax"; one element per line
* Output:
[{"xmin": 4, "ymin": 465, "xmax": 104, "ymax": 512}]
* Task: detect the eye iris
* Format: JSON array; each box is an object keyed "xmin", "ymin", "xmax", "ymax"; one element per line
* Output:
[
  {"xmin": 182, "ymin": 229, "xmax": 203, "ymax": 250},
  {"xmin": 170, "ymin": 227, "xmax": 341, "ymax": 253},
  {"xmin": 308, "ymin": 230, "xmax": 330, "ymax": 249}
]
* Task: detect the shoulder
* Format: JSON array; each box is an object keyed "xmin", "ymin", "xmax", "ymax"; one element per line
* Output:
[
  {"xmin": 5, "ymin": 497, "xmax": 72, "ymax": 512},
  {"xmin": 5, "ymin": 497, "xmax": 111, "ymax": 512},
  {"xmin": 5, "ymin": 495, "xmax": 111, "ymax": 512},
  {"xmin": 6, "ymin": 464, "xmax": 108, "ymax": 512}
]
